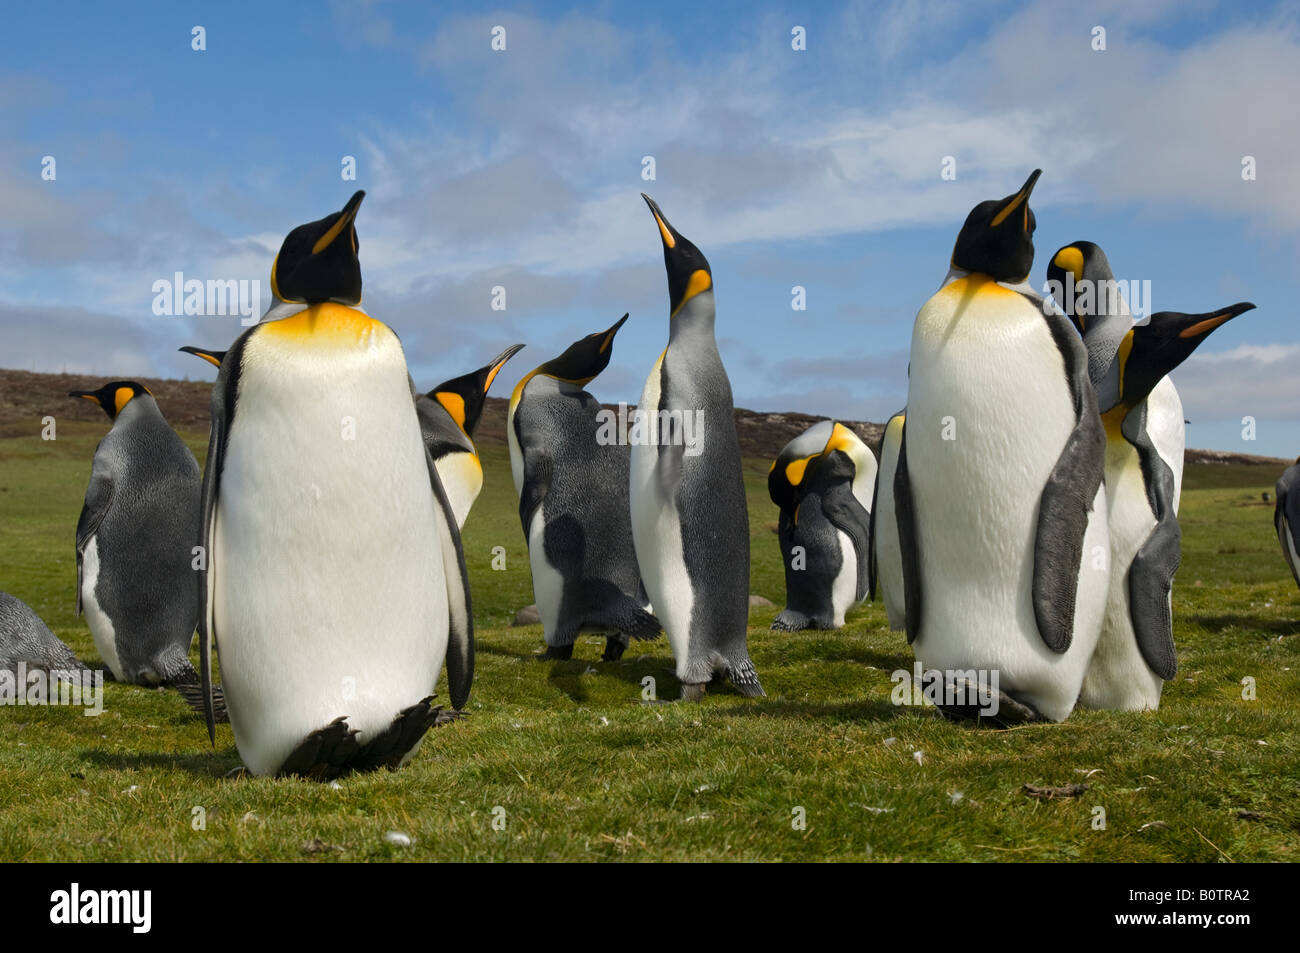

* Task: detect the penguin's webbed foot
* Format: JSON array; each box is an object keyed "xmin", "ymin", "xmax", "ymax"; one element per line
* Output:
[
  {"xmin": 602, "ymin": 637, "xmax": 627, "ymax": 662},
  {"xmin": 536, "ymin": 643, "xmax": 574, "ymax": 661},
  {"xmin": 277, "ymin": 716, "xmax": 362, "ymax": 781},
  {"xmin": 771, "ymin": 610, "xmax": 811, "ymax": 632},
  {"xmin": 351, "ymin": 696, "xmax": 441, "ymax": 773},
  {"xmin": 680, "ymin": 682, "xmax": 707, "ymax": 702},
  {"xmin": 936, "ymin": 679, "xmax": 1042, "ymax": 728}
]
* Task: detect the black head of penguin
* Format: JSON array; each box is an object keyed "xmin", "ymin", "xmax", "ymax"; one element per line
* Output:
[
  {"xmin": 1047, "ymin": 240, "xmax": 1113, "ymax": 334},
  {"xmin": 69, "ymin": 381, "xmax": 152, "ymax": 421},
  {"xmin": 642, "ymin": 194, "xmax": 713, "ymax": 317},
  {"xmin": 270, "ymin": 190, "xmax": 365, "ymax": 306},
  {"xmin": 1108, "ymin": 302, "xmax": 1256, "ymax": 414},
  {"xmin": 427, "ymin": 343, "xmax": 525, "ymax": 439},
  {"xmin": 178, "ymin": 345, "xmax": 226, "ymax": 370},
  {"xmin": 950, "ymin": 169, "xmax": 1041, "ymax": 283},
  {"xmin": 538, "ymin": 314, "xmax": 628, "ymax": 385}
]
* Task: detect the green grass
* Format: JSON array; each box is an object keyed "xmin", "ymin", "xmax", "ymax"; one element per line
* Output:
[{"xmin": 0, "ymin": 425, "xmax": 1297, "ymax": 861}]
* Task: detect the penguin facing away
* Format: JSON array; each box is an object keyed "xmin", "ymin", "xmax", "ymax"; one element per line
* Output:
[
  {"xmin": 0, "ymin": 590, "xmax": 87, "ymax": 675},
  {"xmin": 196, "ymin": 190, "xmax": 474, "ymax": 779},
  {"xmin": 508, "ymin": 315, "xmax": 660, "ymax": 661},
  {"xmin": 869, "ymin": 410, "xmax": 907, "ymax": 631},
  {"xmin": 69, "ymin": 381, "xmax": 201, "ymax": 686},
  {"xmin": 631, "ymin": 195, "xmax": 762, "ymax": 700},
  {"xmin": 418, "ymin": 343, "xmax": 525, "ymax": 530},
  {"xmin": 1048, "ymin": 241, "xmax": 1254, "ymax": 710},
  {"xmin": 896, "ymin": 169, "xmax": 1109, "ymax": 723},
  {"xmin": 1276, "ymin": 459, "xmax": 1300, "ymax": 590},
  {"xmin": 769, "ymin": 420, "xmax": 876, "ymax": 631}
]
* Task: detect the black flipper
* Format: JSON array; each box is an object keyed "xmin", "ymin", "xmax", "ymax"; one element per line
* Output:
[
  {"xmin": 425, "ymin": 448, "xmax": 475, "ymax": 711},
  {"xmin": 1123, "ymin": 404, "xmax": 1180, "ymax": 680},
  {"xmin": 821, "ymin": 481, "xmax": 872, "ymax": 602},
  {"xmin": 196, "ymin": 332, "xmax": 252, "ymax": 744},
  {"xmin": 74, "ymin": 448, "xmax": 114, "ymax": 617},
  {"xmin": 893, "ymin": 423, "xmax": 923, "ymax": 644},
  {"xmin": 867, "ymin": 461, "xmax": 881, "ymax": 601},
  {"xmin": 1031, "ymin": 301, "xmax": 1107, "ymax": 653}
]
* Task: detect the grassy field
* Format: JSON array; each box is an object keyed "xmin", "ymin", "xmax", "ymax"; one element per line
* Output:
[{"xmin": 0, "ymin": 419, "xmax": 1297, "ymax": 862}]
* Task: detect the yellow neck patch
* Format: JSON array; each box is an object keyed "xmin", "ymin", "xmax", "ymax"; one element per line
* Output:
[
  {"xmin": 1115, "ymin": 329, "xmax": 1135, "ymax": 401},
  {"xmin": 436, "ymin": 392, "xmax": 467, "ymax": 431},
  {"xmin": 671, "ymin": 270, "xmax": 712, "ymax": 318},
  {"xmin": 261, "ymin": 302, "xmax": 379, "ymax": 348}
]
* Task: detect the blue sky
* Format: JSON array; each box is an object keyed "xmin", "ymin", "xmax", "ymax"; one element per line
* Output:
[{"xmin": 3, "ymin": 0, "xmax": 1298, "ymax": 455}]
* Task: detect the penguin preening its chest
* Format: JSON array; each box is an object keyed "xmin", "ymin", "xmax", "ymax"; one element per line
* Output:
[
  {"xmin": 630, "ymin": 195, "xmax": 762, "ymax": 700},
  {"xmin": 896, "ymin": 170, "xmax": 1109, "ymax": 723},
  {"xmin": 418, "ymin": 344, "xmax": 524, "ymax": 530},
  {"xmin": 508, "ymin": 315, "xmax": 660, "ymax": 662},
  {"xmin": 69, "ymin": 381, "xmax": 201, "ymax": 686},
  {"xmin": 1049, "ymin": 242, "xmax": 1254, "ymax": 710},
  {"xmin": 196, "ymin": 190, "xmax": 474, "ymax": 780},
  {"xmin": 870, "ymin": 410, "xmax": 906, "ymax": 631},
  {"xmin": 1275, "ymin": 459, "xmax": 1300, "ymax": 590},
  {"xmin": 769, "ymin": 421, "xmax": 876, "ymax": 631}
]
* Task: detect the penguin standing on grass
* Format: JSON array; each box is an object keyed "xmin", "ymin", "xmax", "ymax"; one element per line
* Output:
[
  {"xmin": 196, "ymin": 190, "xmax": 473, "ymax": 779},
  {"xmin": 631, "ymin": 195, "xmax": 762, "ymax": 700},
  {"xmin": 508, "ymin": 316, "xmax": 660, "ymax": 661},
  {"xmin": 896, "ymin": 170, "xmax": 1109, "ymax": 723},
  {"xmin": 1048, "ymin": 242, "xmax": 1254, "ymax": 709},
  {"xmin": 418, "ymin": 344, "xmax": 524, "ymax": 530},
  {"xmin": 769, "ymin": 421, "xmax": 876, "ymax": 631},
  {"xmin": 1276, "ymin": 460, "xmax": 1300, "ymax": 590},
  {"xmin": 69, "ymin": 381, "xmax": 201, "ymax": 686}
]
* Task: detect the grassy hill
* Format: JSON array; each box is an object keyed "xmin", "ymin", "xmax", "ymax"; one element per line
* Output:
[{"xmin": 0, "ymin": 374, "xmax": 1297, "ymax": 861}]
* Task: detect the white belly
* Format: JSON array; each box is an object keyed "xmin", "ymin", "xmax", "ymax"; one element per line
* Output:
[
  {"xmin": 829, "ymin": 529, "xmax": 857, "ymax": 627},
  {"xmin": 1146, "ymin": 377, "xmax": 1184, "ymax": 510},
  {"xmin": 1080, "ymin": 436, "xmax": 1164, "ymax": 710},
  {"xmin": 526, "ymin": 506, "xmax": 566, "ymax": 643},
  {"xmin": 906, "ymin": 278, "xmax": 1108, "ymax": 721},
  {"xmin": 81, "ymin": 536, "xmax": 125, "ymax": 681},
  {"xmin": 629, "ymin": 354, "xmax": 694, "ymax": 678},
  {"xmin": 436, "ymin": 451, "xmax": 483, "ymax": 530},
  {"xmin": 213, "ymin": 332, "xmax": 446, "ymax": 776},
  {"xmin": 875, "ymin": 417, "xmax": 906, "ymax": 630}
]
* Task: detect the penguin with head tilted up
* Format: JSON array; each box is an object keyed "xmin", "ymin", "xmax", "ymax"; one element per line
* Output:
[
  {"xmin": 195, "ymin": 190, "xmax": 474, "ymax": 780},
  {"xmin": 769, "ymin": 421, "xmax": 876, "ymax": 631},
  {"xmin": 68, "ymin": 381, "xmax": 201, "ymax": 686},
  {"xmin": 896, "ymin": 170, "xmax": 1109, "ymax": 723},
  {"xmin": 869, "ymin": 410, "xmax": 907, "ymax": 630},
  {"xmin": 631, "ymin": 195, "xmax": 762, "ymax": 700},
  {"xmin": 418, "ymin": 344, "xmax": 524, "ymax": 530},
  {"xmin": 508, "ymin": 316, "xmax": 660, "ymax": 661},
  {"xmin": 1275, "ymin": 460, "xmax": 1300, "ymax": 589},
  {"xmin": 1048, "ymin": 242, "xmax": 1254, "ymax": 710},
  {"xmin": 0, "ymin": 590, "xmax": 87, "ymax": 676}
]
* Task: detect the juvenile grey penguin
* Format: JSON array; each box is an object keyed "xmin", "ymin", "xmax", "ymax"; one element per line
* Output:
[
  {"xmin": 69, "ymin": 381, "xmax": 201, "ymax": 686},
  {"xmin": 196, "ymin": 190, "xmax": 473, "ymax": 779},
  {"xmin": 769, "ymin": 421, "xmax": 876, "ymax": 631},
  {"xmin": 1048, "ymin": 242, "xmax": 1254, "ymax": 709},
  {"xmin": 631, "ymin": 195, "xmax": 762, "ymax": 700},
  {"xmin": 508, "ymin": 315, "xmax": 660, "ymax": 661},
  {"xmin": 0, "ymin": 590, "xmax": 87, "ymax": 675},
  {"xmin": 418, "ymin": 344, "xmax": 525, "ymax": 530}
]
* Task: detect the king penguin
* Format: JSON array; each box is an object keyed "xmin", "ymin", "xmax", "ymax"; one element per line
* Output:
[
  {"xmin": 508, "ymin": 315, "xmax": 660, "ymax": 661},
  {"xmin": 769, "ymin": 421, "xmax": 876, "ymax": 631},
  {"xmin": 869, "ymin": 410, "xmax": 907, "ymax": 630},
  {"xmin": 69, "ymin": 381, "xmax": 201, "ymax": 686},
  {"xmin": 418, "ymin": 344, "xmax": 524, "ymax": 530},
  {"xmin": 1276, "ymin": 459, "xmax": 1300, "ymax": 590},
  {"xmin": 896, "ymin": 170, "xmax": 1109, "ymax": 723},
  {"xmin": 1049, "ymin": 242, "xmax": 1254, "ymax": 709},
  {"xmin": 196, "ymin": 190, "xmax": 474, "ymax": 779},
  {"xmin": 631, "ymin": 195, "xmax": 762, "ymax": 700},
  {"xmin": 0, "ymin": 590, "xmax": 87, "ymax": 676}
]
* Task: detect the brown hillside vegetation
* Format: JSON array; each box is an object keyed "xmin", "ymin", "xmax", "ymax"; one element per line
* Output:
[{"xmin": 0, "ymin": 367, "xmax": 1286, "ymax": 468}]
